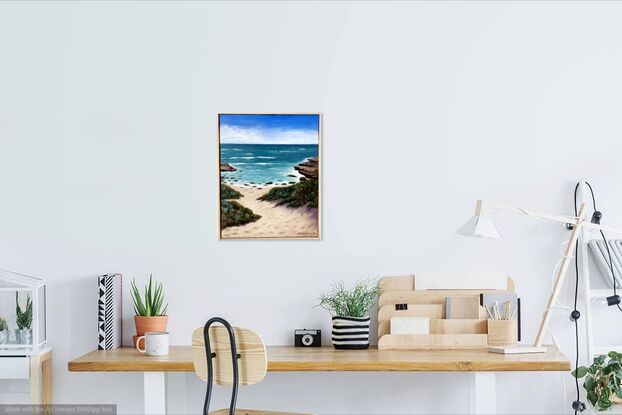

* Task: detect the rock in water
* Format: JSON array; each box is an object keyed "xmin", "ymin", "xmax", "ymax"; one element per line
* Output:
[
  {"xmin": 294, "ymin": 157, "xmax": 318, "ymax": 179},
  {"xmin": 220, "ymin": 163, "xmax": 237, "ymax": 172}
]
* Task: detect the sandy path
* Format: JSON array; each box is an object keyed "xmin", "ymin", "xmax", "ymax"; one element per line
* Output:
[{"xmin": 221, "ymin": 185, "xmax": 319, "ymax": 239}]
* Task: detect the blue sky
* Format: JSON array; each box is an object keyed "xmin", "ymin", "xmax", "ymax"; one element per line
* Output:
[{"xmin": 219, "ymin": 114, "xmax": 319, "ymax": 145}]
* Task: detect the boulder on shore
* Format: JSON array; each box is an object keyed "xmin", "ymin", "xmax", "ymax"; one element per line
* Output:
[
  {"xmin": 294, "ymin": 157, "xmax": 319, "ymax": 179},
  {"xmin": 220, "ymin": 163, "xmax": 237, "ymax": 172}
]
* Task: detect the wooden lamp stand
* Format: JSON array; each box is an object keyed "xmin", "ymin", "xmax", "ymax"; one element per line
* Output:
[{"xmin": 460, "ymin": 201, "xmax": 604, "ymax": 354}]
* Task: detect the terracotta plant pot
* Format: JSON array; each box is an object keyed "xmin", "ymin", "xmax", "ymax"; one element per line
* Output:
[{"xmin": 134, "ymin": 315, "xmax": 168, "ymax": 348}]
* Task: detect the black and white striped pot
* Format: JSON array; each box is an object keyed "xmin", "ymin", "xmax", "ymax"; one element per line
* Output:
[{"xmin": 331, "ymin": 316, "xmax": 370, "ymax": 349}]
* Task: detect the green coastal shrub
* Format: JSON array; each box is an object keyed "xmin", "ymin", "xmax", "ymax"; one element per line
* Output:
[
  {"xmin": 258, "ymin": 179, "xmax": 318, "ymax": 208},
  {"xmin": 221, "ymin": 184, "xmax": 242, "ymax": 200},
  {"xmin": 221, "ymin": 200, "xmax": 261, "ymax": 228}
]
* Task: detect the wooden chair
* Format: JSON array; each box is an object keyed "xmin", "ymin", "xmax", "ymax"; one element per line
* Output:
[{"xmin": 192, "ymin": 317, "xmax": 308, "ymax": 415}]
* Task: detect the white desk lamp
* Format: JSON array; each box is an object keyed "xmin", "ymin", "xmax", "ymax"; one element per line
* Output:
[{"xmin": 458, "ymin": 200, "xmax": 620, "ymax": 354}]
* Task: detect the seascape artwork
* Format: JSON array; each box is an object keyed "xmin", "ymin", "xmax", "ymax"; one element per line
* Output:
[{"xmin": 219, "ymin": 114, "xmax": 320, "ymax": 239}]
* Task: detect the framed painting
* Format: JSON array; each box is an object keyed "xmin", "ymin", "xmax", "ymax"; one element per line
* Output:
[{"xmin": 218, "ymin": 113, "xmax": 321, "ymax": 240}]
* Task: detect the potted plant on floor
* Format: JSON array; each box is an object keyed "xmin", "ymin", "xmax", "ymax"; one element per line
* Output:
[
  {"xmin": 318, "ymin": 279, "xmax": 379, "ymax": 350},
  {"xmin": 572, "ymin": 351, "xmax": 622, "ymax": 411},
  {"xmin": 0, "ymin": 317, "xmax": 9, "ymax": 345},
  {"xmin": 131, "ymin": 275, "xmax": 168, "ymax": 348},
  {"xmin": 15, "ymin": 293, "xmax": 32, "ymax": 344}
]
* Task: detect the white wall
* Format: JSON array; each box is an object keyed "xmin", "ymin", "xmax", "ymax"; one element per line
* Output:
[{"xmin": 2, "ymin": 1, "xmax": 622, "ymax": 413}]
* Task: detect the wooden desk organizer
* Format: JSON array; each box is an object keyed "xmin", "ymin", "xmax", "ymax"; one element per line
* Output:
[{"xmin": 377, "ymin": 275, "xmax": 516, "ymax": 350}]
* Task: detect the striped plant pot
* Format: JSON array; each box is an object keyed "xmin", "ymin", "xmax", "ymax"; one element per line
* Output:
[{"xmin": 331, "ymin": 316, "xmax": 370, "ymax": 349}]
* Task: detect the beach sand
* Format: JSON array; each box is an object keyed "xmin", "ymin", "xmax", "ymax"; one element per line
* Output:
[{"xmin": 221, "ymin": 184, "xmax": 319, "ymax": 239}]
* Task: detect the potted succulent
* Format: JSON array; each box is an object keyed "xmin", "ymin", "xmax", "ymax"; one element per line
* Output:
[
  {"xmin": 131, "ymin": 275, "xmax": 168, "ymax": 348},
  {"xmin": 0, "ymin": 317, "xmax": 9, "ymax": 345},
  {"xmin": 318, "ymin": 279, "xmax": 379, "ymax": 350},
  {"xmin": 15, "ymin": 293, "xmax": 33, "ymax": 344},
  {"xmin": 572, "ymin": 351, "xmax": 622, "ymax": 411}
]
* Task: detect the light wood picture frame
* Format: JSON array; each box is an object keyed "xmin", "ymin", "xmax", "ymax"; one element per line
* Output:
[{"xmin": 218, "ymin": 113, "xmax": 321, "ymax": 240}]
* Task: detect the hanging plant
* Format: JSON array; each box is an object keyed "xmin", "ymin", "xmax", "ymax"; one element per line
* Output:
[{"xmin": 572, "ymin": 352, "xmax": 622, "ymax": 411}]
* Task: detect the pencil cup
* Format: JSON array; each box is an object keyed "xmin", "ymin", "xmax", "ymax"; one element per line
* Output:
[{"xmin": 487, "ymin": 320, "xmax": 518, "ymax": 346}]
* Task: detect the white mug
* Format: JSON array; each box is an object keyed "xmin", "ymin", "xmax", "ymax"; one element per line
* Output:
[{"xmin": 136, "ymin": 331, "xmax": 170, "ymax": 356}]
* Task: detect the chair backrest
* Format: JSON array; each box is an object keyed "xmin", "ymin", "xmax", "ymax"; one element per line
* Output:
[{"xmin": 192, "ymin": 325, "xmax": 267, "ymax": 387}]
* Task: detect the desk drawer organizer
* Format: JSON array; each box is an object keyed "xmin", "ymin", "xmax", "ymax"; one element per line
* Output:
[{"xmin": 377, "ymin": 275, "xmax": 516, "ymax": 350}]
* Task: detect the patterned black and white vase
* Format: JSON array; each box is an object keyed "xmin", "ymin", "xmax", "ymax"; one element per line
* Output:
[{"xmin": 331, "ymin": 316, "xmax": 370, "ymax": 349}]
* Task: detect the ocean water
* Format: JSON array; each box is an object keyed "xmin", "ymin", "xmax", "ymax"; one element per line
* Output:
[{"xmin": 220, "ymin": 144, "xmax": 318, "ymax": 186}]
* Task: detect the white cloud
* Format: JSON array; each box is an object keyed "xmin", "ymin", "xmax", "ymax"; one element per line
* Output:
[{"xmin": 220, "ymin": 125, "xmax": 318, "ymax": 145}]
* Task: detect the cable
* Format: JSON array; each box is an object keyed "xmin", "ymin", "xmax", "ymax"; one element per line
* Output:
[
  {"xmin": 571, "ymin": 182, "xmax": 586, "ymax": 415},
  {"xmin": 573, "ymin": 239, "xmax": 580, "ymax": 415}
]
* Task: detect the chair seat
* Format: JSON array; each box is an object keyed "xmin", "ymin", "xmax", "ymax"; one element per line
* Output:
[{"xmin": 210, "ymin": 409, "xmax": 309, "ymax": 415}]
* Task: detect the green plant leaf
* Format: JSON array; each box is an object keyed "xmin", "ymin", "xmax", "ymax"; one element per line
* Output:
[
  {"xmin": 131, "ymin": 279, "xmax": 147, "ymax": 316},
  {"xmin": 587, "ymin": 390, "xmax": 598, "ymax": 406},
  {"xmin": 15, "ymin": 293, "xmax": 33, "ymax": 330},
  {"xmin": 597, "ymin": 391, "xmax": 613, "ymax": 411},
  {"xmin": 146, "ymin": 275, "xmax": 153, "ymax": 316},
  {"xmin": 144, "ymin": 286, "xmax": 151, "ymax": 316},
  {"xmin": 318, "ymin": 278, "xmax": 379, "ymax": 317},
  {"xmin": 594, "ymin": 355, "xmax": 607, "ymax": 366},
  {"xmin": 608, "ymin": 351, "xmax": 622, "ymax": 361},
  {"xmin": 131, "ymin": 275, "xmax": 166, "ymax": 317},
  {"xmin": 572, "ymin": 366, "xmax": 588, "ymax": 378}
]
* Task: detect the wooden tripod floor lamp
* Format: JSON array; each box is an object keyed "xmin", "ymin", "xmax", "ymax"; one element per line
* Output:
[{"xmin": 458, "ymin": 200, "xmax": 593, "ymax": 354}]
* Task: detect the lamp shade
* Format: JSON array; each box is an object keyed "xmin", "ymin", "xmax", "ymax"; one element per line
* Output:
[{"xmin": 457, "ymin": 215, "xmax": 502, "ymax": 240}]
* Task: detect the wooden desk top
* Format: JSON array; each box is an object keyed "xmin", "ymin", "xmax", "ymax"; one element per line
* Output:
[{"xmin": 68, "ymin": 346, "xmax": 570, "ymax": 372}]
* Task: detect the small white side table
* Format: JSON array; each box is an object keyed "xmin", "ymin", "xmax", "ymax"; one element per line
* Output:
[{"xmin": 0, "ymin": 347, "xmax": 52, "ymax": 404}]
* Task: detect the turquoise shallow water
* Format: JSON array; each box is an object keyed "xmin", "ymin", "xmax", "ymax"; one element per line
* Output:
[{"xmin": 220, "ymin": 144, "xmax": 318, "ymax": 186}]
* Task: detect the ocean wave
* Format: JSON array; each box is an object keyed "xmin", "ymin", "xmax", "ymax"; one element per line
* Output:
[{"xmin": 256, "ymin": 156, "xmax": 276, "ymax": 159}]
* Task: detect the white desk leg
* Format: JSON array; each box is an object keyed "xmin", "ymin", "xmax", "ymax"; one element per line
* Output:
[
  {"xmin": 144, "ymin": 372, "xmax": 166, "ymax": 415},
  {"xmin": 468, "ymin": 372, "xmax": 496, "ymax": 414}
]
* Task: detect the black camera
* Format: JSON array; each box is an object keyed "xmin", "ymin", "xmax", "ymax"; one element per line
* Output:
[{"xmin": 294, "ymin": 329, "xmax": 321, "ymax": 347}]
